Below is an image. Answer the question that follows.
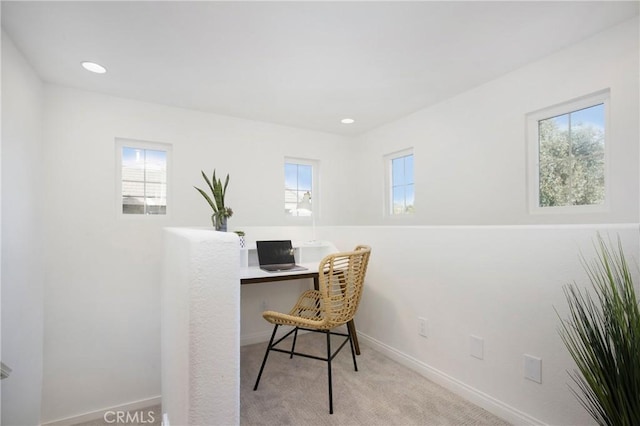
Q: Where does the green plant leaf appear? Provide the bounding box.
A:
[201,170,215,195]
[194,186,217,212]
[557,234,640,425]
[212,178,224,210]
[222,173,229,205]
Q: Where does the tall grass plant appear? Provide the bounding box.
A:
[558,235,640,425]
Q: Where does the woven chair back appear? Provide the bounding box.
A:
[318,245,371,328]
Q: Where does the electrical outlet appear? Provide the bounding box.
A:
[524,354,542,383]
[418,317,428,338]
[470,335,484,360]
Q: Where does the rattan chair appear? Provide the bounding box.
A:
[253,245,371,414]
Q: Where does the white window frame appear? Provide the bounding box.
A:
[384,148,415,216]
[526,90,610,214]
[116,138,172,218]
[284,157,319,220]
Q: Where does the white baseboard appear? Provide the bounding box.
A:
[241,330,273,346]
[358,333,547,426]
[41,396,162,426]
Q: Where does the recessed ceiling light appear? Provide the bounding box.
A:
[81,61,107,74]
[341,118,355,124]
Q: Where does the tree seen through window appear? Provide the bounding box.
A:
[538,103,605,207]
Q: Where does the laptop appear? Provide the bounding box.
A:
[256,240,308,272]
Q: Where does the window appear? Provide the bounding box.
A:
[285,158,317,217]
[527,90,608,212]
[116,139,170,215]
[386,149,414,215]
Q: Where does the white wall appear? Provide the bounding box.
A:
[39,86,353,422]
[319,224,639,425]
[324,17,639,426]
[352,17,639,226]
[1,33,45,425]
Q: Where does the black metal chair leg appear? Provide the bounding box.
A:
[290,327,299,359]
[347,326,358,372]
[326,330,334,414]
[253,325,279,391]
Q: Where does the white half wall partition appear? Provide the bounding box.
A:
[161,228,240,425]
[318,224,640,425]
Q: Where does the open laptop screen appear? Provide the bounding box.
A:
[257,240,296,266]
[256,240,307,272]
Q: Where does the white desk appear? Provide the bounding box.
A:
[240,240,337,282]
[241,240,337,267]
[239,240,361,355]
[240,262,319,284]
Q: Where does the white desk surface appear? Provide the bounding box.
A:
[240,240,338,282]
[240,262,319,281]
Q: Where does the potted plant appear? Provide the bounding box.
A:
[234,230,246,248]
[194,169,233,231]
[557,235,640,425]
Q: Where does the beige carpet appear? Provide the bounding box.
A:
[75,329,510,426]
[241,328,511,426]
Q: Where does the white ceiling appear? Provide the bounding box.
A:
[2,1,638,136]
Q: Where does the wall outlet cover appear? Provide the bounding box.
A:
[470,335,484,360]
[418,317,428,338]
[524,354,542,383]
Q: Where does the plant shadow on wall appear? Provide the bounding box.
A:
[556,234,640,426]
[194,169,233,231]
